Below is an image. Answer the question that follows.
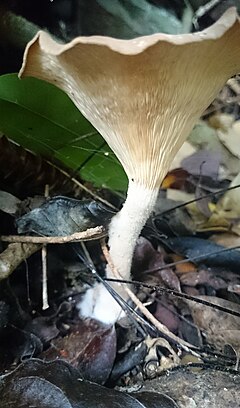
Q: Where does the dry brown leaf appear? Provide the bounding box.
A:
[186,201,230,233]
[216,172,240,216]
[188,121,240,180]
[212,112,240,158]
[195,211,231,232]
[218,121,240,158]
[187,296,240,350]
[171,254,197,275]
[212,172,240,235]
[161,168,189,190]
[169,141,196,171]
[188,172,240,233]
[208,113,235,131]
[210,232,240,248]
[166,189,194,203]
[220,330,240,354]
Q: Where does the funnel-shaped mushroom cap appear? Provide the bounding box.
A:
[19,8,240,189]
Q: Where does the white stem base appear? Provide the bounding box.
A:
[78,181,159,324]
[78,283,126,323]
[107,181,159,280]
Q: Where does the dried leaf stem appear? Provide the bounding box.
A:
[100,239,200,357]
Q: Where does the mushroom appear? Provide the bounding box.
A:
[19,8,240,324]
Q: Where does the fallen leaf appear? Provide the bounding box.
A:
[208,113,235,131]
[170,254,197,275]
[188,121,240,180]
[0,326,42,371]
[210,232,240,248]
[216,172,240,218]
[133,237,181,292]
[186,296,240,350]
[131,391,179,408]
[164,236,240,272]
[0,358,176,408]
[169,141,196,171]
[153,195,195,237]
[166,189,194,204]
[42,319,116,384]
[154,300,180,334]
[187,200,231,233]
[0,190,21,215]
[161,168,190,190]
[17,197,114,236]
[181,149,221,179]
[217,119,240,159]
[179,269,226,290]
[141,366,240,408]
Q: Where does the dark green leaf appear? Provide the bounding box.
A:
[0,74,127,191]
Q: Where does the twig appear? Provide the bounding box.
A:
[0,243,41,281]
[1,226,106,244]
[144,244,240,275]
[100,239,200,357]
[192,0,222,29]
[41,185,50,310]
[46,162,118,211]
[42,244,49,310]
[105,277,240,319]
[0,226,105,281]
[153,183,240,218]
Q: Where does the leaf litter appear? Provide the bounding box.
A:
[1,111,240,406]
[1,97,240,408]
[1,3,240,407]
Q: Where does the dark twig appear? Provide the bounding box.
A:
[105,278,240,319]
[154,183,240,219]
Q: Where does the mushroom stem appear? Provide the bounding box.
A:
[108,180,159,280]
[79,180,159,324]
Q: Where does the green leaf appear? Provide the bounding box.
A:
[0,74,127,191]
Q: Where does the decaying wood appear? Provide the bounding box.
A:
[0,242,41,281]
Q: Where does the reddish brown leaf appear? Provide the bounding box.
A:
[42,319,116,384]
[161,168,190,190]
[154,300,180,334]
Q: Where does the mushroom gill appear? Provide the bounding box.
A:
[19,8,240,323]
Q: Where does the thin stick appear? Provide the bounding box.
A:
[46,161,118,211]
[144,244,240,275]
[41,185,50,310]
[154,183,240,218]
[105,277,240,318]
[41,244,49,310]
[192,0,222,28]
[1,226,105,244]
[100,239,200,357]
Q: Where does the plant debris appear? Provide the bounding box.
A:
[0,2,240,407]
